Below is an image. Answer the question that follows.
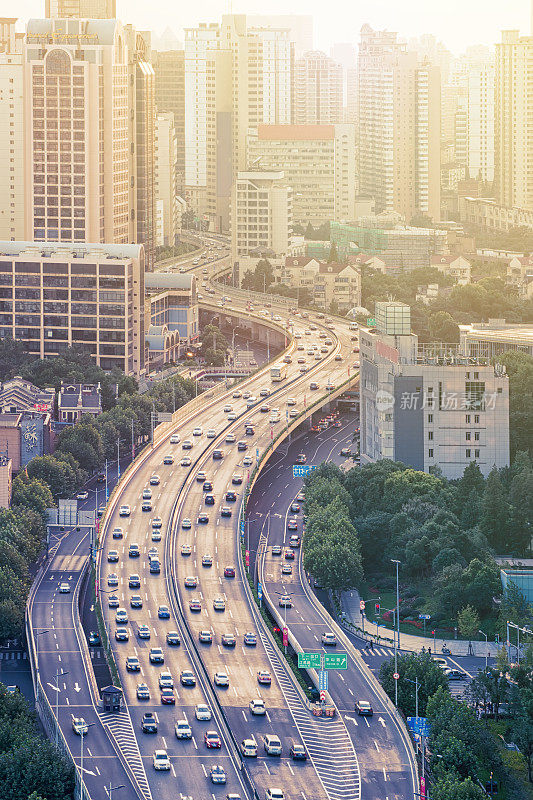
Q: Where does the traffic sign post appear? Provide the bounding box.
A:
[257,582,263,608]
[298,652,322,670]
[393,672,400,681]
[418,613,431,638]
[245,550,250,568]
[324,653,348,670]
[319,670,328,692]
[292,465,318,478]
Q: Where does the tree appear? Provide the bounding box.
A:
[496,351,533,459]
[327,242,338,263]
[11,476,53,519]
[26,455,79,501]
[0,338,31,382]
[465,667,509,720]
[379,651,449,716]
[458,605,480,652]
[481,467,510,552]
[432,776,486,800]
[508,468,533,555]
[303,497,363,592]
[428,311,460,343]
[55,422,104,473]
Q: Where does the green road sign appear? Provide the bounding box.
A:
[366,317,376,327]
[324,653,348,670]
[298,652,322,669]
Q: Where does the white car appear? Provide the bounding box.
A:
[170,434,180,444]
[214,671,229,687]
[119,505,130,517]
[213,597,226,611]
[59,582,70,593]
[249,698,266,716]
[76,490,89,501]
[195,703,212,721]
[206,429,217,438]
[193,427,203,436]
[175,719,192,739]
[241,738,258,757]
[158,671,174,688]
[152,750,171,771]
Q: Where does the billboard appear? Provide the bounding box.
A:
[20,416,44,467]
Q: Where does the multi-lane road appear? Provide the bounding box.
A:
[28,238,419,800]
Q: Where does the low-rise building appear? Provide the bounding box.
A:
[58,383,102,424]
[144,272,199,371]
[460,196,533,232]
[0,410,52,470]
[360,302,510,479]
[459,320,533,359]
[430,254,472,284]
[507,255,533,298]
[273,256,361,312]
[0,377,54,414]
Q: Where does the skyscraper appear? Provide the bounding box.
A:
[155,112,178,247]
[153,49,185,193]
[495,30,533,210]
[184,15,292,232]
[293,51,343,124]
[45,0,116,18]
[0,18,24,240]
[357,25,441,223]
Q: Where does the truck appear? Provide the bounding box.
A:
[270,364,287,382]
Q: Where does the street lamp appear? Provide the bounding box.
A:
[106,783,125,800]
[52,669,69,747]
[479,629,488,671]
[274,591,294,654]
[80,722,96,796]
[405,676,421,719]
[391,559,401,707]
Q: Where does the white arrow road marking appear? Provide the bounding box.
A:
[73,683,82,693]
[47,683,60,692]
[80,768,96,776]
[378,716,387,727]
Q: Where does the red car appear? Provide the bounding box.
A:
[284,549,295,560]
[160,688,175,705]
[224,566,236,578]
[257,670,272,685]
[189,598,202,612]
[204,730,221,749]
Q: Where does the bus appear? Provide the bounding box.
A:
[270,364,287,382]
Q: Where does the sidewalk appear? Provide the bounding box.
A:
[340,589,497,658]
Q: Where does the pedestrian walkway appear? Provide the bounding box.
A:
[340,589,496,658]
[0,651,27,660]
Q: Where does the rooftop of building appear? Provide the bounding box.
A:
[430,254,471,265]
[0,241,143,260]
[59,383,102,410]
[0,413,22,427]
[26,17,119,45]
[257,124,336,140]
[318,262,358,274]
[145,273,195,291]
[459,320,533,343]
[284,256,319,267]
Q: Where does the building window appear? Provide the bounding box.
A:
[465,415,471,423]
[428,449,433,458]
[475,449,480,458]
[428,414,433,423]
[466,432,471,441]
[466,449,471,458]
[428,431,433,441]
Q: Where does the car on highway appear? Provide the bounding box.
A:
[88,631,100,646]
[243,456,253,466]
[141,712,157,733]
[126,656,140,672]
[149,647,164,664]
[295,453,306,464]
[321,632,337,646]
[136,683,150,700]
[228,412,238,421]
[356,700,373,716]
[203,480,213,491]
[287,519,298,531]
[181,544,192,556]
[59,582,71,593]
[281,564,292,575]
[181,441,193,450]
[245,425,255,436]
[130,595,143,608]
[224,566,235,578]
[213,596,226,611]
[290,742,307,761]
[163,454,174,464]
[158,605,170,619]
[174,719,193,739]
[223,404,233,413]
[115,628,129,642]
[340,447,351,457]
[204,730,221,749]
[180,456,192,467]
[193,427,203,436]
[220,506,232,517]
[107,573,119,587]
[237,441,248,451]
[210,765,227,785]
[107,550,119,563]
[213,449,224,460]
[263,734,282,756]
[148,547,159,561]
[153,750,171,771]
[232,474,243,485]
[290,502,300,513]
[232,390,242,398]
[152,517,163,528]
[444,668,467,681]
[182,518,192,529]
[225,433,236,443]
[260,404,270,413]
[225,491,237,502]
[137,624,150,639]
[249,698,266,716]
[195,704,212,721]
[76,490,89,501]
[205,494,215,505]
[202,554,213,567]
[128,543,140,557]
[150,475,160,485]
[244,632,257,646]
[157,671,173,689]
[166,631,180,646]
[184,576,198,588]
[206,429,217,438]
[112,527,123,539]
[196,470,207,482]
[199,630,213,644]
[119,505,130,517]
[160,688,175,705]
[272,545,282,556]
[257,670,272,685]
[151,530,162,541]
[108,595,119,609]
[309,382,319,391]
[214,671,229,687]
[259,388,270,397]
[289,535,301,548]
[72,716,89,735]
[284,549,295,560]
[189,598,202,612]
[266,790,284,800]
[115,608,128,623]
[241,738,257,757]
[170,434,180,444]
[278,595,292,608]
[128,574,141,589]
[142,488,152,500]
[221,633,236,647]
[296,492,305,502]
[198,513,209,524]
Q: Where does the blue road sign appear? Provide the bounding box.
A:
[258,583,263,601]
[406,717,431,741]
[319,670,328,691]
[418,614,431,620]
[292,465,318,478]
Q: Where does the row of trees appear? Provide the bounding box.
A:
[0,685,74,800]
[304,455,533,629]
[380,649,533,796]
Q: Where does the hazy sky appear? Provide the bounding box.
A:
[4,0,531,54]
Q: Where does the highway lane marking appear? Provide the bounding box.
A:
[382,768,387,781]
[374,740,380,752]
[364,717,370,727]
[192,736,198,750]
[263,762,270,774]
[171,765,176,777]
[287,763,294,775]
[201,763,207,777]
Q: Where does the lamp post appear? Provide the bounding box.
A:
[479,629,488,671]
[405,676,420,719]
[391,559,401,706]
[79,722,96,797]
[391,559,401,650]
[106,783,125,800]
[52,669,69,747]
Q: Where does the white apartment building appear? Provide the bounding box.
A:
[247,124,357,226]
[155,112,177,247]
[495,30,533,211]
[0,19,24,241]
[293,51,343,124]
[184,15,292,230]
[359,302,509,479]
[357,25,441,223]
[231,171,292,258]
[46,0,116,16]
[274,256,361,312]
[430,254,472,284]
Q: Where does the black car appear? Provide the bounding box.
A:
[166,631,180,646]
[237,441,248,451]
[88,631,101,647]
[203,481,213,492]
[142,712,158,733]
[225,491,237,501]
[205,494,215,505]
[212,450,223,460]
[198,513,209,524]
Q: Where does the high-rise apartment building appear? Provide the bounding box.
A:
[357,25,441,223]
[247,124,357,225]
[293,51,343,124]
[0,18,24,241]
[155,112,177,247]
[495,30,533,211]
[153,49,185,193]
[247,15,313,56]
[330,43,357,124]
[184,15,292,232]
[45,0,116,18]
[23,18,156,268]
[231,170,292,258]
